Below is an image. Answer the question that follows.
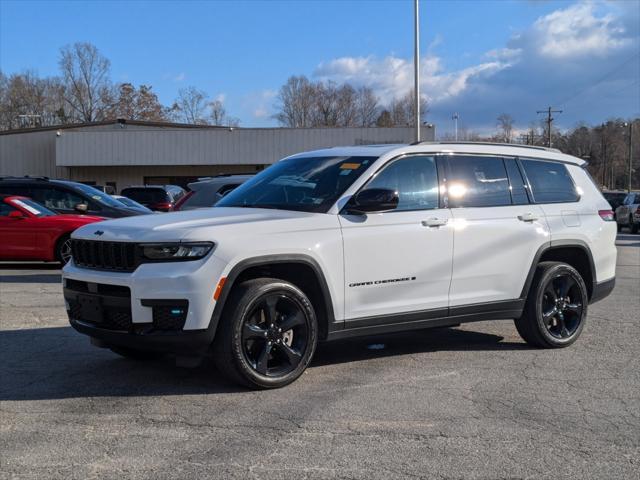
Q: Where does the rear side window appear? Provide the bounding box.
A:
[121,188,167,204]
[446,156,511,208]
[364,155,439,211]
[30,186,86,210]
[521,159,579,203]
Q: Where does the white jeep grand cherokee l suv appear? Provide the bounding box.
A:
[63,143,617,388]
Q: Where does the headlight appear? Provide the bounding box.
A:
[141,242,214,261]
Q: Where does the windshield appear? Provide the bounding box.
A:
[12,198,56,217]
[74,183,125,208]
[217,156,377,213]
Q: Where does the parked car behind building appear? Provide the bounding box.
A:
[175,175,253,211]
[0,195,105,263]
[120,185,186,212]
[0,177,147,218]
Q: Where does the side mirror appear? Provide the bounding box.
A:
[345,188,399,215]
[8,210,25,219]
[74,203,88,214]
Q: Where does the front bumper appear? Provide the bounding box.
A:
[62,254,228,353]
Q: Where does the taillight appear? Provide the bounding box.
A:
[151,202,173,211]
[598,210,615,221]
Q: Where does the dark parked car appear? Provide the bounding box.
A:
[175,175,253,211]
[112,195,154,214]
[0,176,147,218]
[602,190,628,219]
[120,185,186,212]
[615,191,640,233]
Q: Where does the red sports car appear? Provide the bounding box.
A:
[0,195,105,264]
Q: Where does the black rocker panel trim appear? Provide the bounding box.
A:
[328,300,524,341]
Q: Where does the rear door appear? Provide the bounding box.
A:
[444,155,548,307]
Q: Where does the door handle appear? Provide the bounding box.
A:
[421,217,448,227]
[518,212,539,222]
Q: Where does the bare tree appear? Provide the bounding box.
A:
[387,89,428,126]
[209,99,239,127]
[496,113,514,143]
[172,86,209,124]
[273,76,316,127]
[59,42,112,122]
[104,83,167,121]
[355,86,380,127]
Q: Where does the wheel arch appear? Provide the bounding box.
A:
[209,254,337,341]
[520,240,596,301]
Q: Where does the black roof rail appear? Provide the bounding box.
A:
[408,141,561,153]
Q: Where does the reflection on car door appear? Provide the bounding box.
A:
[340,155,453,322]
[0,203,36,258]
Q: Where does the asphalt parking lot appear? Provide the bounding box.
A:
[1,235,639,479]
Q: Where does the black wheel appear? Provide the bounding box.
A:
[515,262,588,348]
[213,278,318,389]
[617,222,622,233]
[109,346,162,360]
[631,219,639,234]
[56,235,73,264]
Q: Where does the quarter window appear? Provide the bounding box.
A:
[446,156,511,208]
[364,155,439,211]
[521,159,579,203]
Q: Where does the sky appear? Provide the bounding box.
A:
[1,0,639,137]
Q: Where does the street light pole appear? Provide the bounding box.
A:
[452,113,459,141]
[413,0,420,143]
[625,121,633,192]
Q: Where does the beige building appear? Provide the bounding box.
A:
[0,119,435,192]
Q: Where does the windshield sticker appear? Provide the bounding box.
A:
[13,199,41,215]
[340,163,361,170]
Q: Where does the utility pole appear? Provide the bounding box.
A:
[413,0,420,143]
[623,121,634,192]
[452,113,459,141]
[537,106,562,148]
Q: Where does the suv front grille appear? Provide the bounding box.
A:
[71,240,138,272]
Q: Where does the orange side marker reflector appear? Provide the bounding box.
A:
[214,277,226,301]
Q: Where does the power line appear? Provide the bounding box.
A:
[537,107,562,147]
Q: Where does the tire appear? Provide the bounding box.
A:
[55,234,73,264]
[631,218,639,234]
[109,346,162,360]
[515,261,588,348]
[617,222,622,233]
[213,278,318,389]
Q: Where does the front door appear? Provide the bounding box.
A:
[340,155,453,322]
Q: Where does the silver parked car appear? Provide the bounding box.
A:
[176,174,253,211]
[615,191,640,233]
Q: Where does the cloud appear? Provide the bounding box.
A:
[242,89,277,120]
[312,1,639,135]
[174,72,186,82]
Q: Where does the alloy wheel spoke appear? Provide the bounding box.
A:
[275,342,302,366]
[262,296,279,325]
[557,313,570,338]
[243,322,266,340]
[558,276,575,299]
[255,342,272,375]
[278,310,306,332]
[544,283,558,302]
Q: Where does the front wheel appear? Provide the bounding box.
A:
[56,235,73,264]
[631,217,639,234]
[515,262,588,348]
[213,278,318,389]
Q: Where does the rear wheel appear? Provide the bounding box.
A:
[631,217,639,234]
[213,278,318,389]
[515,262,588,348]
[56,235,73,264]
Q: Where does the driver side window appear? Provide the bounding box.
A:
[364,156,439,211]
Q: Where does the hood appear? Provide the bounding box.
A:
[71,207,324,243]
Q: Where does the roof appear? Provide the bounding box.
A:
[0,118,229,136]
[289,142,586,166]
